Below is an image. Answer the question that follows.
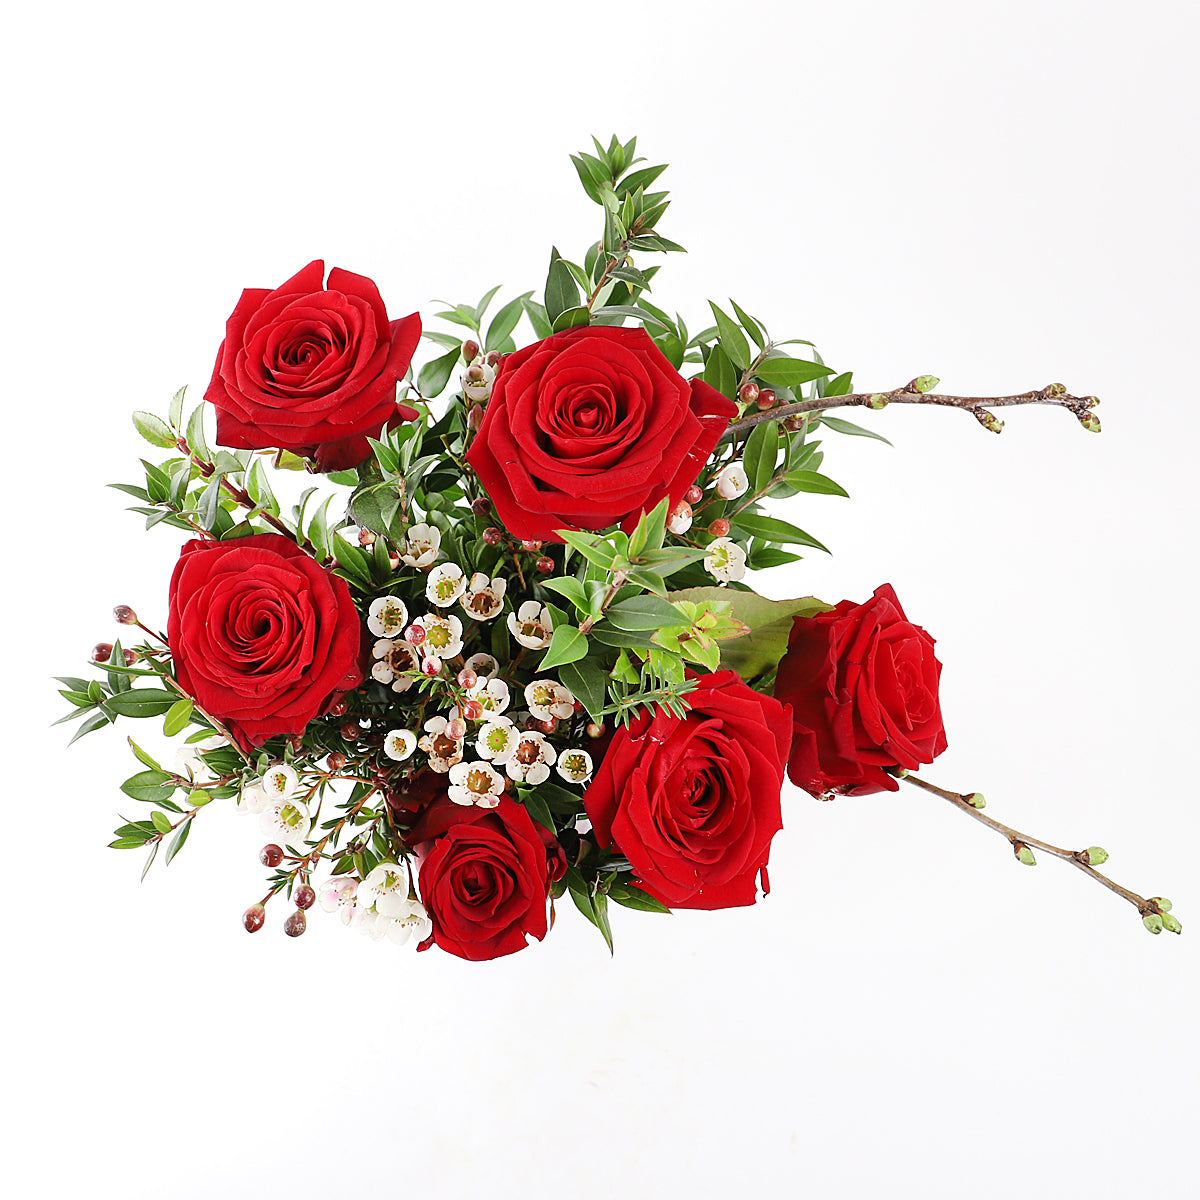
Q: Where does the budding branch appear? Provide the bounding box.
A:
[723,382,1100,439]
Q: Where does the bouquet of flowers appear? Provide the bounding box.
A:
[57,136,1179,960]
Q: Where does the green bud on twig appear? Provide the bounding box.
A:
[964,792,986,809]
[1161,913,1182,934]
[1080,413,1102,433]
[1143,913,1164,935]
[913,375,939,393]
[1014,843,1037,867]
[974,408,1004,434]
[1083,846,1108,866]
[1149,896,1172,912]
[867,393,889,410]
[1044,383,1067,397]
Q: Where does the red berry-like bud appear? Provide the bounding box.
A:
[91,642,114,664]
[462,699,484,722]
[521,539,543,553]
[457,668,478,689]
[326,751,347,772]
[466,405,485,431]
[461,339,480,363]
[685,484,703,505]
[283,910,307,937]
[485,351,501,367]
[482,527,503,546]
[405,623,427,646]
[708,518,731,537]
[536,556,554,574]
[573,700,584,714]
[586,722,605,739]
[294,884,316,910]
[329,698,348,717]
[757,388,777,410]
[113,605,138,625]
[536,719,557,735]
[242,904,266,933]
[122,648,138,666]
[782,416,805,432]
[387,551,401,570]
[341,722,360,742]
[739,381,761,405]
[358,528,376,547]
[421,656,441,677]
[446,717,468,740]
[471,497,491,517]
[260,844,284,868]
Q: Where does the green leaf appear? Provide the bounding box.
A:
[668,587,832,679]
[417,347,460,398]
[140,841,160,881]
[165,818,192,866]
[702,343,738,400]
[132,411,177,449]
[541,576,589,613]
[121,770,178,803]
[755,358,835,387]
[168,386,186,431]
[185,403,211,463]
[742,420,780,496]
[104,689,180,718]
[608,882,672,913]
[474,284,503,323]
[557,530,619,570]
[782,470,848,497]
[485,292,532,351]
[819,415,893,446]
[730,512,829,552]
[730,300,767,349]
[556,657,607,721]
[522,296,552,339]
[544,248,581,324]
[709,302,751,371]
[151,810,173,834]
[591,304,673,333]
[162,698,194,737]
[519,789,557,833]
[69,710,112,744]
[127,738,163,772]
[551,305,591,332]
[605,595,681,632]
[539,626,589,671]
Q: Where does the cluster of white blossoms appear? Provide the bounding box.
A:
[317,862,431,946]
[238,763,312,842]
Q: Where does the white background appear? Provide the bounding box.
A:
[4,1,1197,1196]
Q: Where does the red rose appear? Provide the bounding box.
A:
[205,260,422,472]
[774,583,947,797]
[168,533,363,751]
[583,670,789,910]
[407,795,554,961]
[465,325,736,542]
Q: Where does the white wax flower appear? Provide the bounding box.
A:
[461,572,507,621]
[525,679,575,722]
[505,732,557,786]
[556,748,594,785]
[714,463,749,499]
[260,797,311,843]
[448,760,504,807]
[367,595,408,638]
[383,729,417,761]
[400,523,441,569]
[260,763,298,800]
[508,601,553,650]
[427,563,467,608]
[704,537,747,583]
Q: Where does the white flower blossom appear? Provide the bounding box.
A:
[462,361,496,403]
[174,734,225,785]
[667,501,693,535]
[379,899,432,946]
[412,613,464,660]
[260,797,311,843]
[383,729,417,762]
[460,572,507,621]
[556,748,594,785]
[371,637,421,692]
[318,876,359,926]
[714,463,749,500]
[476,718,519,764]
[463,652,500,680]
[359,862,413,918]
[505,731,557,785]
[427,563,467,608]
[261,763,299,800]
[367,595,409,638]
[704,537,748,583]
[525,679,575,723]
[400,523,441,569]
[237,783,269,815]
[448,760,504,808]
[508,600,553,650]
[419,716,465,772]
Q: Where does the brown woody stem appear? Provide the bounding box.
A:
[899,771,1175,930]
[723,381,1100,440]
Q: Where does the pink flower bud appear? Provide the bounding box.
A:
[405,624,427,646]
[260,844,284,868]
[446,718,468,740]
[242,904,266,933]
[457,668,478,689]
[113,605,138,625]
[685,485,703,505]
[482,527,503,546]
[283,910,307,937]
[461,339,480,362]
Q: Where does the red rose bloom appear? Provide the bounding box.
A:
[583,670,789,910]
[465,325,736,542]
[167,534,363,752]
[205,260,421,472]
[407,795,555,961]
[774,583,947,797]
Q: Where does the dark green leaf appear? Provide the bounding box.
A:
[121,770,178,803]
[756,358,835,387]
[608,882,672,913]
[551,305,591,332]
[605,595,680,632]
[539,626,588,671]
[742,420,779,496]
[556,657,607,721]
[417,347,460,398]
[819,415,893,446]
[730,512,830,552]
[544,248,581,324]
[162,698,194,737]
[165,818,192,866]
[709,302,751,371]
[783,470,848,497]
[702,343,738,400]
[485,292,532,351]
[104,689,179,718]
